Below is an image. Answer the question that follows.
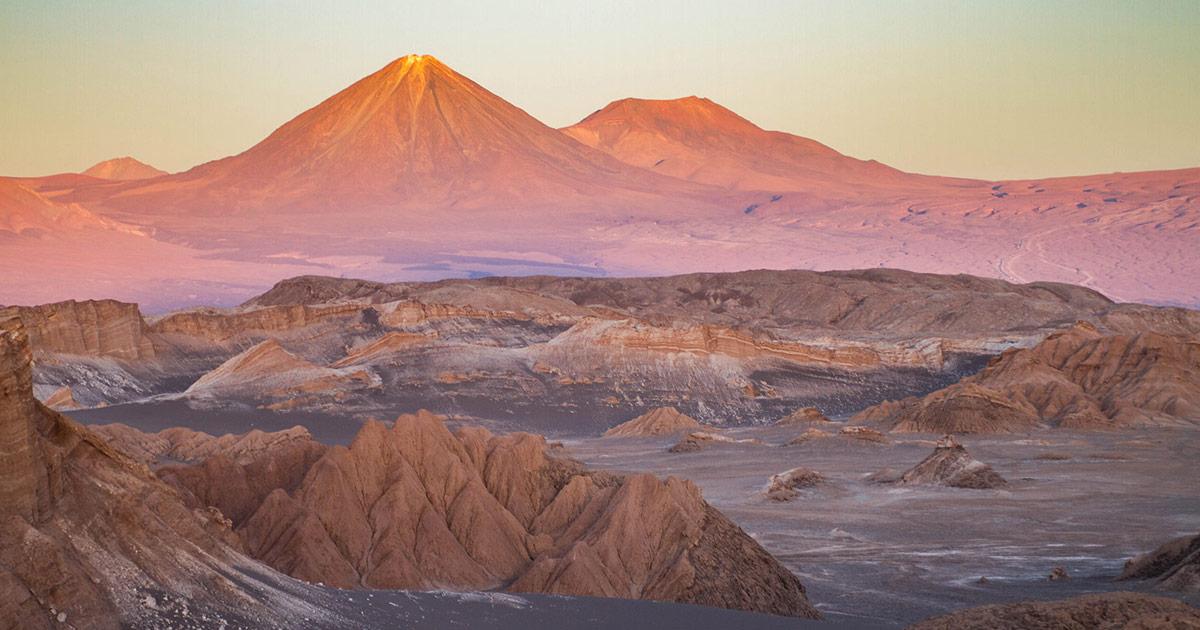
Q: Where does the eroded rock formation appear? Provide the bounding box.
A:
[0,317,332,628]
[1119,533,1200,594]
[855,322,1200,432]
[159,410,820,618]
[763,468,827,501]
[895,435,1008,489]
[773,407,834,427]
[907,591,1200,630]
[667,431,763,453]
[602,407,710,438]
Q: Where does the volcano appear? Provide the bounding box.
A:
[65,55,716,220]
[562,96,945,193]
[4,54,1198,309]
[81,157,168,180]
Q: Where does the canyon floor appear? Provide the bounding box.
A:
[71,404,1200,627]
[567,426,1200,626]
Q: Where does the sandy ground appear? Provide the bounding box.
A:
[73,403,1200,627]
[564,426,1200,626]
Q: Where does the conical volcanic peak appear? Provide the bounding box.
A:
[81,156,168,180]
[563,96,931,192]
[128,53,695,214]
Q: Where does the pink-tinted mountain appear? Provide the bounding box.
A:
[0,55,1194,310]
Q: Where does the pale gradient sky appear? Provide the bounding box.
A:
[1,0,1198,180]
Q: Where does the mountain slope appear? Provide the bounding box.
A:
[1,55,1196,309]
[81,157,167,180]
[70,55,716,218]
[561,96,951,193]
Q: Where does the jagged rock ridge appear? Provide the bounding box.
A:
[156,411,820,618]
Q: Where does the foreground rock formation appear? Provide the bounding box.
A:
[894,435,1008,489]
[907,591,1200,630]
[855,322,1200,432]
[0,317,339,628]
[1119,533,1200,594]
[152,410,820,618]
[603,407,709,438]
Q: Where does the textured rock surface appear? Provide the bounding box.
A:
[1119,533,1200,594]
[907,591,1200,630]
[774,407,834,427]
[668,431,764,453]
[603,407,709,438]
[1,299,155,360]
[0,317,345,628]
[163,410,820,618]
[183,339,379,404]
[763,467,827,501]
[11,271,1198,429]
[40,386,83,411]
[855,322,1200,432]
[896,435,1008,489]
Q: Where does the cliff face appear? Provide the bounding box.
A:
[12,270,1197,428]
[160,410,820,618]
[0,317,343,628]
[0,317,48,523]
[2,300,155,360]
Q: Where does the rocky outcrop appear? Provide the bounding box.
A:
[895,435,1007,489]
[2,299,155,360]
[783,426,891,447]
[763,468,827,501]
[773,407,834,427]
[907,591,1200,630]
[579,318,942,369]
[866,382,1040,434]
[91,423,322,466]
[854,322,1200,432]
[1119,533,1200,594]
[603,407,710,438]
[0,316,338,628]
[151,303,369,343]
[184,340,378,402]
[164,410,820,618]
[667,431,763,453]
[40,386,83,411]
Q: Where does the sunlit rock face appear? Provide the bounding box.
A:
[0,317,339,629]
[854,321,1200,432]
[153,410,822,618]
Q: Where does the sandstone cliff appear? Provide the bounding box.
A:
[1,299,155,360]
[0,317,339,628]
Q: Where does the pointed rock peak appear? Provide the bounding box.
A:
[82,157,168,180]
[580,95,755,129]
